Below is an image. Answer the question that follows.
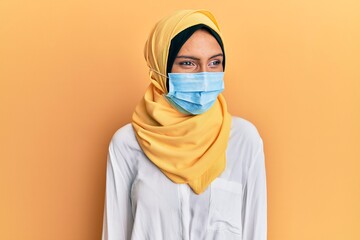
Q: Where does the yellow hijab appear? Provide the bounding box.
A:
[132,9,232,194]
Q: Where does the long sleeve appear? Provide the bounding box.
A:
[242,139,267,240]
[102,139,134,240]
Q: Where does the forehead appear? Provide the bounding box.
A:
[177,29,223,55]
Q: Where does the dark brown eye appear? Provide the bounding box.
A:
[209,60,221,66]
[179,61,194,66]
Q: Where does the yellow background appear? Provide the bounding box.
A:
[1,0,359,239]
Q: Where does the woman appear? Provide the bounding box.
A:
[102,9,267,240]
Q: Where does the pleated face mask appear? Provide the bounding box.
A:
[166,72,225,115]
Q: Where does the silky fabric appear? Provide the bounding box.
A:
[132,9,232,194]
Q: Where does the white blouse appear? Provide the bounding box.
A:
[102,117,267,240]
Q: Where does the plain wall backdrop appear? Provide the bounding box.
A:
[1,0,359,239]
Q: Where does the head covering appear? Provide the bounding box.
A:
[132,9,232,194]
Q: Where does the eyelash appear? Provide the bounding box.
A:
[210,60,221,66]
[178,60,222,67]
[179,61,194,66]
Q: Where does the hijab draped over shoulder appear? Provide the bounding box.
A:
[132,9,232,194]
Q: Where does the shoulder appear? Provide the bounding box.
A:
[227,116,265,175]
[228,116,264,158]
[106,124,140,181]
[111,123,136,143]
[109,123,141,153]
[107,124,142,177]
[230,116,263,145]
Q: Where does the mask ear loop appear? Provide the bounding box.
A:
[149,69,169,78]
[149,69,177,108]
[148,68,170,94]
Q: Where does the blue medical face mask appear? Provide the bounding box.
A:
[165,72,225,115]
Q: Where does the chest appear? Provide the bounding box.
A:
[130,154,244,239]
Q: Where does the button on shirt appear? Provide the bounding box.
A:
[102,117,267,240]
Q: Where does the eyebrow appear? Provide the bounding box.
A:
[176,53,223,60]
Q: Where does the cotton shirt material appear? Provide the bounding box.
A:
[101,117,267,240]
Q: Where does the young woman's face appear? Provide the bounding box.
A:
[170,29,224,73]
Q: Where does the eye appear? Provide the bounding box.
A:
[179,61,194,66]
[209,60,222,67]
